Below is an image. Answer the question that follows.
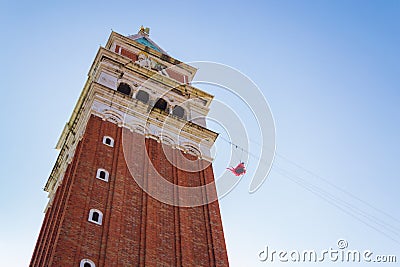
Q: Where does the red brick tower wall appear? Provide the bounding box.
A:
[30,115,229,267]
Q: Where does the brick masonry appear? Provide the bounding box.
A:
[30,115,229,267]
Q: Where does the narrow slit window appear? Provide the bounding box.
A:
[88,209,103,225]
[96,169,109,182]
[102,136,114,147]
[92,212,99,222]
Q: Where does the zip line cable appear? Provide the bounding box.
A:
[245,137,400,232]
[219,133,400,226]
[274,165,400,238]
[276,152,400,225]
[274,166,400,246]
[216,133,400,244]
[249,138,400,230]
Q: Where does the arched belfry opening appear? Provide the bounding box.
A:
[153,98,169,113]
[135,90,149,104]
[117,83,132,96]
[172,105,186,119]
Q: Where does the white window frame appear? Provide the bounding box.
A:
[102,136,114,147]
[80,258,96,267]
[96,168,109,182]
[88,209,103,225]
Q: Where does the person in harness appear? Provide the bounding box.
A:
[227,162,246,176]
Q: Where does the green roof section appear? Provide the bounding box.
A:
[134,37,162,53]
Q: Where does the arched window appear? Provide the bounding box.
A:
[88,209,103,225]
[172,106,185,119]
[102,136,114,147]
[153,98,168,112]
[117,83,132,96]
[96,168,109,182]
[135,90,149,104]
[80,259,96,267]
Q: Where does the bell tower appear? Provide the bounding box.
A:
[30,27,229,267]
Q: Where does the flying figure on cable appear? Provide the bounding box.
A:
[227,162,246,176]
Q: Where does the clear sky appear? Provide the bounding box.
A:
[0,1,399,266]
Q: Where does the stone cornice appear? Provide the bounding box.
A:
[91,82,218,143]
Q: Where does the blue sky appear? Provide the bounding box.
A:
[0,1,399,266]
